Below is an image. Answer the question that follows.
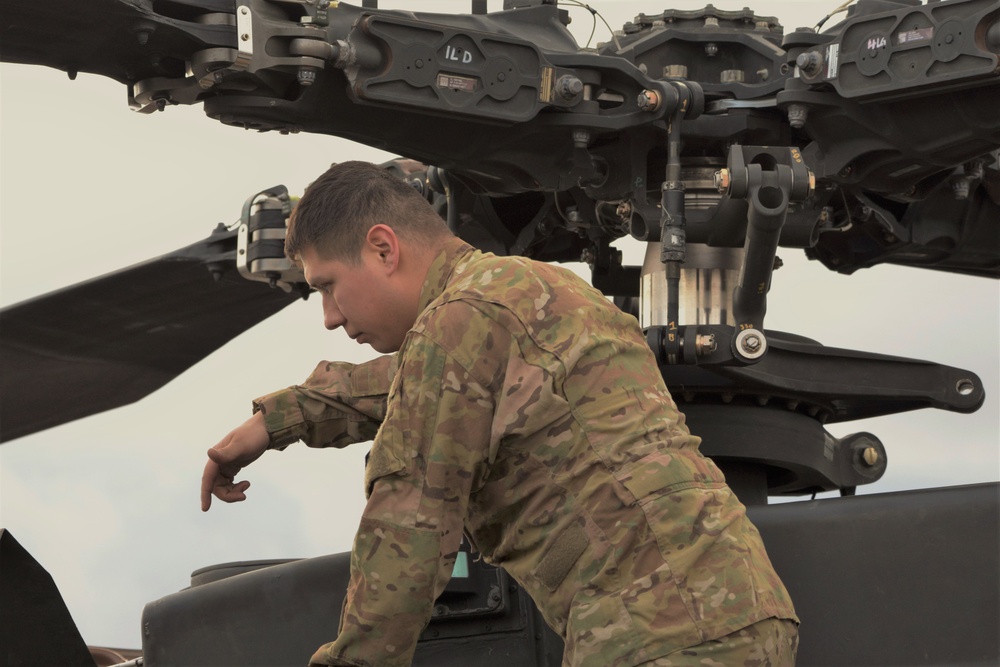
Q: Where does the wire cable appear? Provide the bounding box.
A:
[558,0,621,50]
[814,0,856,32]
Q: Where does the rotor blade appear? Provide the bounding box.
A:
[0,0,234,84]
[0,229,301,443]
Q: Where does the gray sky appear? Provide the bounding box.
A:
[1,0,997,650]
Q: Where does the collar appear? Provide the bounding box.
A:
[417,236,477,315]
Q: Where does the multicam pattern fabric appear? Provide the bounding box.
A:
[253,238,797,667]
[641,617,798,666]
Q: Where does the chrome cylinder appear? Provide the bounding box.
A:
[640,243,743,328]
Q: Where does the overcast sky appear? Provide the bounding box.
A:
[1,0,997,651]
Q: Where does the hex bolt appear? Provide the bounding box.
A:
[787,104,808,129]
[720,69,745,83]
[557,75,583,100]
[953,177,971,200]
[696,334,717,355]
[637,89,661,112]
[714,168,731,193]
[297,68,317,86]
[796,51,824,76]
[663,64,688,78]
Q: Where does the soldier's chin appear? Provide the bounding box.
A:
[366,337,395,354]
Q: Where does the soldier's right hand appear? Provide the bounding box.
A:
[200,411,270,511]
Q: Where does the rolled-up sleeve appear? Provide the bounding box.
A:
[252,355,396,450]
[309,322,498,667]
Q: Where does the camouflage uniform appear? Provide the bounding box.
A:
[254,238,798,667]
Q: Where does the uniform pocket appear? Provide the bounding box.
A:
[613,449,725,503]
[564,591,639,667]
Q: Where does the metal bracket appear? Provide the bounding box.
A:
[716,145,814,361]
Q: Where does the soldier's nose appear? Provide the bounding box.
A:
[324,305,345,331]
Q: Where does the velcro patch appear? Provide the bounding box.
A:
[535,521,590,591]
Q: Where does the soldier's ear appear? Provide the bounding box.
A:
[365,224,399,273]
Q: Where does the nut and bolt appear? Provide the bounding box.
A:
[953,178,971,200]
[663,64,688,78]
[297,68,317,85]
[861,447,880,466]
[557,75,584,100]
[637,89,661,112]
[720,69,745,83]
[796,51,823,76]
[741,333,762,353]
[696,334,717,356]
[787,103,808,129]
[735,329,767,360]
[714,168,731,193]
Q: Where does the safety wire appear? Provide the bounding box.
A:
[558,0,621,51]
[813,0,857,32]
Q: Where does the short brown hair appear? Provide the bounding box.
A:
[286,161,451,263]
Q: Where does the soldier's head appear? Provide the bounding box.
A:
[285,161,453,354]
[285,160,450,265]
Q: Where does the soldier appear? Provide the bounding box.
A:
[200,161,798,666]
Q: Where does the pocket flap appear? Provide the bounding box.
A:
[615,450,724,501]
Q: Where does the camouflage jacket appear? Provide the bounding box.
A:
[254,237,797,667]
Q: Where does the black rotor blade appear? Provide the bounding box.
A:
[0,0,234,84]
[0,230,300,442]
